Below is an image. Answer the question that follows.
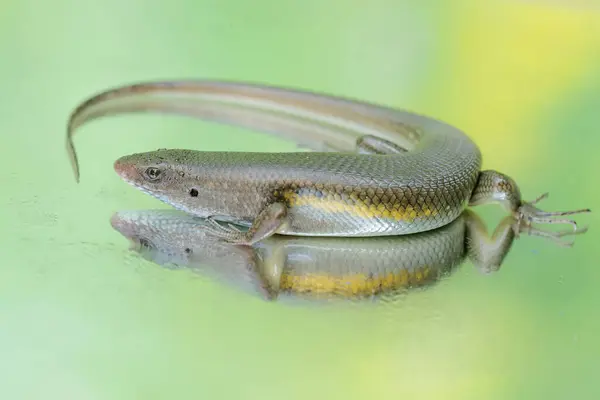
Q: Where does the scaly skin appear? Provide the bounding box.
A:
[109,209,588,302]
[67,80,591,244]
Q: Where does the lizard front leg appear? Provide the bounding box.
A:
[204,203,288,246]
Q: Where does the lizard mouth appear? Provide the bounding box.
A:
[112,159,162,200]
[113,158,140,183]
[112,160,196,215]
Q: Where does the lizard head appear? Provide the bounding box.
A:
[114,149,199,203]
[115,149,174,184]
[113,149,230,217]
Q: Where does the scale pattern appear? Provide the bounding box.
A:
[116,123,482,236]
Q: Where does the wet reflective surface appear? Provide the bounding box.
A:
[1,1,599,399]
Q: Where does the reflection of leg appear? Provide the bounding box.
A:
[463,211,517,274]
[464,208,589,274]
[233,245,280,301]
[518,221,588,247]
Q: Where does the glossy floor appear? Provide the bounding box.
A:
[1,1,599,399]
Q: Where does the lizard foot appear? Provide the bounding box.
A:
[514,192,591,237]
[204,216,248,244]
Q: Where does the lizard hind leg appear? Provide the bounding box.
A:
[469,170,591,231]
[515,193,590,231]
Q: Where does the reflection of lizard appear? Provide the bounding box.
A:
[110,208,587,301]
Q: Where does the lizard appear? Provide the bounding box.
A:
[66,80,591,245]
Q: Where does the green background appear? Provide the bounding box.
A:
[1,0,599,399]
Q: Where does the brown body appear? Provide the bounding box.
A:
[66,80,590,244]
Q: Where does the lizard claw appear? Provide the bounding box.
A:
[514,192,591,235]
[205,216,247,243]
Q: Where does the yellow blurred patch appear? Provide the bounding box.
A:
[440,1,600,169]
[280,266,433,296]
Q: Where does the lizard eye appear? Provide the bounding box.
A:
[144,167,162,181]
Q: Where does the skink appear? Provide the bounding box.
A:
[110,208,587,301]
[67,80,591,245]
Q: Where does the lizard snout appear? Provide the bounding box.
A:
[113,158,140,183]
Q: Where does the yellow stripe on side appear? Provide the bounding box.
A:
[281,190,437,222]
